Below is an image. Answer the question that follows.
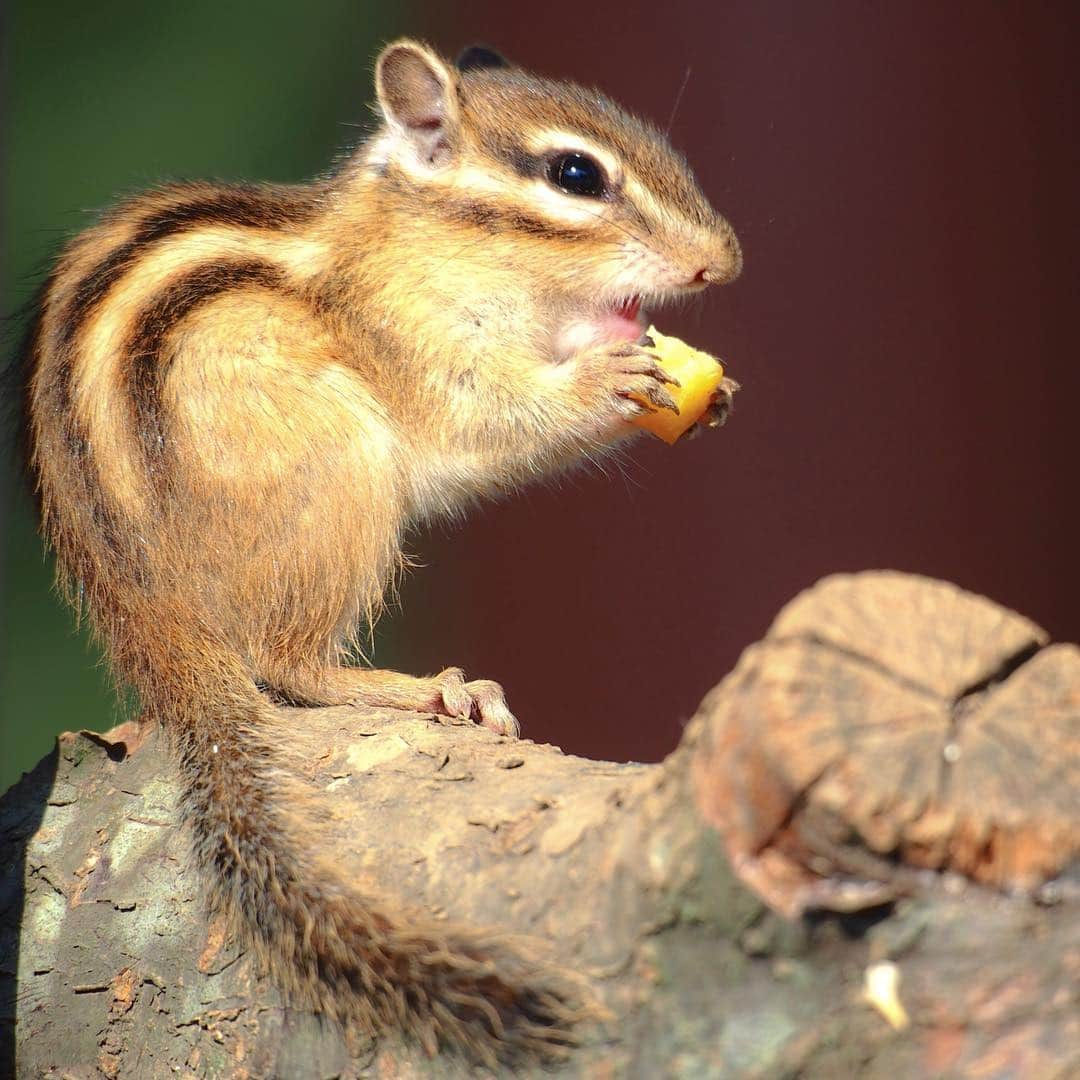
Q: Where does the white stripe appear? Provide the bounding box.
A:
[73,227,327,505]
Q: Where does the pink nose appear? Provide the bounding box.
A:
[699,267,736,285]
[689,261,740,287]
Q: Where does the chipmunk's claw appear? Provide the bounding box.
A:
[434,668,519,737]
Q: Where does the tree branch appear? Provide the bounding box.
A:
[2,572,1076,1077]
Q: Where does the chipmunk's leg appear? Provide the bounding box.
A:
[182,297,521,739]
[265,665,519,737]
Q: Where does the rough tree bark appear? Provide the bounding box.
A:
[1,572,1077,1078]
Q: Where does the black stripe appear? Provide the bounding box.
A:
[381,166,588,243]
[11,277,127,555]
[60,185,316,356]
[48,185,316,490]
[123,260,285,472]
[23,188,313,568]
[489,138,544,180]
[439,195,587,242]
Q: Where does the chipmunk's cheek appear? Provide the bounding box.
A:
[552,298,647,361]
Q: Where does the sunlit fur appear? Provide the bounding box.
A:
[23,39,740,1064]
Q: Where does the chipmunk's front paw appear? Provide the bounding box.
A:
[573,341,681,430]
[435,668,520,738]
[680,375,740,440]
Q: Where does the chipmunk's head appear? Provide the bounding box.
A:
[365,40,741,359]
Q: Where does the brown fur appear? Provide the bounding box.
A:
[23,40,740,1064]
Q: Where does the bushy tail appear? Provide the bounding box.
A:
[140,615,585,1066]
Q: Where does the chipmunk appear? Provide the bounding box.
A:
[22,39,741,1064]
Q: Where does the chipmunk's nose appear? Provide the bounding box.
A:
[700,265,735,285]
[689,218,743,287]
[688,259,740,289]
[703,226,743,286]
[682,220,742,289]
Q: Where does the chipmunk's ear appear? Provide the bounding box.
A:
[375,40,458,167]
[455,45,510,72]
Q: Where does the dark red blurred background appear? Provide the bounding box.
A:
[3,2,1077,782]
[383,1,1080,763]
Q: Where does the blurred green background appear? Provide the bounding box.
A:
[1,0,407,792]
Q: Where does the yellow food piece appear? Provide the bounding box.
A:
[630,326,726,445]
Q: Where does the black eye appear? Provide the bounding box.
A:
[547,152,606,198]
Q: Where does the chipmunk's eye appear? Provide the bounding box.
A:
[547,152,606,198]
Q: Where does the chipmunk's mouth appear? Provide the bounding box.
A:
[605,295,646,339]
[553,294,648,361]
